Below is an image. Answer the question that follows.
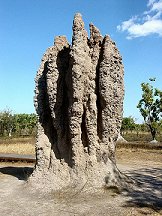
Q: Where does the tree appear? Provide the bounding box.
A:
[121,116,136,134]
[137,81,162,141]
[13,113,37,136]
[0,110,37,137]
[0,109,14,137]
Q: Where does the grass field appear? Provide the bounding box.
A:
[122,131,162,142]
[0,133,161,156]
[0,137,35,155]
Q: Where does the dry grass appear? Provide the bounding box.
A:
[122,132,162,143]
[0,137,35,155]
[0,137,35,145]
[116,134,162,165]
[0,134,162,157]
[116,141,162,150]
[116,148,162,164]
[0,143,35,155]
[117,132,162,151]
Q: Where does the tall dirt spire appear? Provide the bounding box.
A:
[31,13,126,191]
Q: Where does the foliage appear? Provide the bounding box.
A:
[12,113,37,136]
[121,116,136,133]
[137,81,162,141]
[0,109,37,137]
[0,109,14,136]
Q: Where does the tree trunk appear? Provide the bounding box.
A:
[149,125,156,141]
[30,13,128,192]
[152,130,156,141]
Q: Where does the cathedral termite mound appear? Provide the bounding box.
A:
[30,13,129,192]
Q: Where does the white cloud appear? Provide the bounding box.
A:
[147,0,156,7]
[117,17,136,31]
[151,1,162,11]
[117,0,162,39]
[127,19,162,38]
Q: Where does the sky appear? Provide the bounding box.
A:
[0,0,162,123]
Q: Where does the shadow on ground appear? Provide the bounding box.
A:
[123,167,162,212]
[0,166,34,180]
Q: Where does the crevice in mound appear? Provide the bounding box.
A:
[96,40,104,141]
[55,47,72,165]
[81,106,89,151]
[57,47,70,137]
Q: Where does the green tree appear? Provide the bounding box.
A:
[121,116,136,134]
[137,81,162,141]
[0,109,14,136]
[13,113,37,136]
[0,110,37,137]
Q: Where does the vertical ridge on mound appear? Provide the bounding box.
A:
[98,35,124,162]
[68,13,91,168]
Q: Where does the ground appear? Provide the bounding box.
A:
[0,146,162,216]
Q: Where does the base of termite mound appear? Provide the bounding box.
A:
[29,158,135,194]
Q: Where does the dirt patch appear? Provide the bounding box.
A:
[0,151,162,216]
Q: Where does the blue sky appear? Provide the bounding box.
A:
[0,0,162,122]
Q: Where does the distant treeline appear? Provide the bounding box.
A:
[121,116,162,136]
[0,110,37,137]
[0,110,162,137]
